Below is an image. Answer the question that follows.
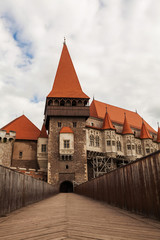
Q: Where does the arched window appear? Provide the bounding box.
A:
[3,138,7,143]
[84,100,88,106]
[66,100,71,106]
[48,100,53,106]
[117,141,121,151]
[77,100,83,106]
[90,135,94,146]
[9,138,13,142]
[72,100,76,106]
[54,100,59,106]
[95,136,99,147]
[60,100,65,106]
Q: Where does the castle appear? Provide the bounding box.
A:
[1,41,160,191]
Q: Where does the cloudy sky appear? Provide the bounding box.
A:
[0,0,160,131]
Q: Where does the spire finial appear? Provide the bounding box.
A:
[124,112,126,118]
[106,104,107,113]
[64,37,66,45]
[157,122,159,128]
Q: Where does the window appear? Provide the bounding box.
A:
[3,138,7,143]
[91,122,94,126]
[95,136,99,147]
[66,165,69,169]
[117,141,121,151]
[61,155,72,161]
[73,122,77,128]
[146,148,150,154]
[41,144,46,152]
[132,145,135,150]
[127,145,131,150]
[90,135,94,146]
[19,151,23,158]
[58,122,61,127]
[107,140,111,146]
[64,140,70,148]
[112,141,115,146]
[138,145,142,154]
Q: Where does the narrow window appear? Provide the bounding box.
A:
[132,144,135,150]
[90,135,94,146]
[3,138,7,143]
[107,140,111,146]
[66,165,69,169]
[112,141,115,146]
[91,122,94,126]
[58,122,61,127]
[95,136,99,147]
[138,145,142,154]
[127,145,131,150]
[19,151,23,158]
[41,144,46,152]
[64,140,70,148]
[73,122,77,128]
[117,141,121,151]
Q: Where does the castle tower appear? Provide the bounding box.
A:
[102,108,116,156]
[44,41,90,190]
[122,113,135,159]
[140,120,152,155]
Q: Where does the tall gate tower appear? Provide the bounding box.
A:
[44,41,90,191]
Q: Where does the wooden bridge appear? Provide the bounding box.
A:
[0,193,160,240]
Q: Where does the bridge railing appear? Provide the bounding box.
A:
[0,165,58,216]
[75,151,160,220]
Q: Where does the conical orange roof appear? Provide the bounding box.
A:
[140,121,152,139]
[47,43,89,99]
[1,115,40,140]
[102,111,115,130]
[39,123,48,138]
[122,114,133,135]
[157,127,160,143]
[60,127,73,133]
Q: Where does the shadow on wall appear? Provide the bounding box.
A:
[60,181,73,193]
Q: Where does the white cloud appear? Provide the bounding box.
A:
[0,0,160,131]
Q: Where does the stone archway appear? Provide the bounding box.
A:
[59,181,73,193]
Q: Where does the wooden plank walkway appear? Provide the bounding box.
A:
[0,193,160,240]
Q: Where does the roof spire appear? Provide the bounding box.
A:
[63,37,66,45]
[140,121,152,139]
[102,110,115,130]
[122,113,133,135]
[47,43,89,99]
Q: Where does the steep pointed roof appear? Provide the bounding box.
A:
[60,127,73,133]
[157,127,160,143]
[39,123,48,138]
[103,111,115,130]
[122,114,133,135]
[47,43,89,99]
[1,115,40,140]
[90,99,156,134]
[140,121,152,139]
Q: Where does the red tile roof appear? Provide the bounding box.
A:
[47,43,89,99]
[122,114,133,135]
[140,121,152,139]
[60,127,73,133]
[103,111,115,130]
[1,115,40,140]
[90,100,156,134]
[39,123,48,138]
[157,127,160,143]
